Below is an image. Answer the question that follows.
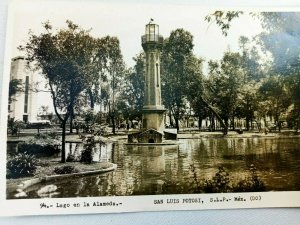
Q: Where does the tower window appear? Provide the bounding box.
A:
[24,76,29,113]
[156,63,159,87]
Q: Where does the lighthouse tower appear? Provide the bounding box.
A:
[141,21,165,133]
[128,21,172,144]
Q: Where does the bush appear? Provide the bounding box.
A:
[18,133,60,156]
[161,180,190,194]
[80,149,93,163]
[31,132,60,144]
[54,165,78,174]
[187,163,202,193]
[286,108,300,131]
[66,153,76,162]
[18,143,60,156]
[233,165,266,192]
[80,135,96,163]
[203,167,231,193]
[7,153,38,178]
[7,118,25,136]
[136,165,267,195]
[47,131,59,139]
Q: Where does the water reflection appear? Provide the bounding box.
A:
[64,142,113,162]
[10,137,300,198]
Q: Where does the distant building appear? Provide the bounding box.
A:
[8,56,38,123]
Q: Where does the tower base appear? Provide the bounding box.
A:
[127,107,178,144]
[127,128,177,144]
[128,128,163,143]
[142,108,165,134]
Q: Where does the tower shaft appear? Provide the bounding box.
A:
[141,23,165,133]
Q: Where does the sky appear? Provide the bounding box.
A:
[7,0,265,113]
[10,1,264,67]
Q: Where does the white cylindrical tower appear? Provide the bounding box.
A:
[9,56,38,122]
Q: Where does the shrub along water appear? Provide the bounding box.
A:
[7,153,38,178]
[54,165,78,174]
[203,166,231,193]
[159,165,266,194]
[18,132,60,156]
[232,165,266,192]
[80,135,96,164]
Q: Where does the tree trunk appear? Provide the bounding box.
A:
[224,118,229,135]
[61,121,66,163]
[211,115,215,131]
[88,89,95,110]
[175,117,179,131]
[70,116,73,134]
[200,96,227,134]
[198,115,203,130]
[168,111,173,127]
[246,117,250,131]
[112,113,116,134]
[48,83,71,164]
[232,116,235,131]
[209,114,214,131]
[255,119,261,132]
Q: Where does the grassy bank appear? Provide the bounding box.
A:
[6,157,114,187]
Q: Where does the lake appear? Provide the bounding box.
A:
[7,136,300,198]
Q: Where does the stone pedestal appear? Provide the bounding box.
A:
[128,129,163,143]
[142,108,165,134]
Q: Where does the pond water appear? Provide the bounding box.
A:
[8,137,300,198]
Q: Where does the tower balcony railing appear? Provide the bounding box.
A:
[141,34,164,45]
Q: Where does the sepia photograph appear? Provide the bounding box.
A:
[1,0,300,216]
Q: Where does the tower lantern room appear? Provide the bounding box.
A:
[142,23,163,49]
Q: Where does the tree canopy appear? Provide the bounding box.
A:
[16,12,300,145]
[161,28,197,130]
[205,11,300,131]
[20,20,121,162]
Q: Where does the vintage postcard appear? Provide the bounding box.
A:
[1,0,300,216]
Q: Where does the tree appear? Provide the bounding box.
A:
[206,12,300,131]
[183,55,207,129]
[119,53,145,122]
[258,75,291,131]
[107,38,125,134]
[85,37,107,110]
[161,29,194,130]
[206,51,245,134]
[20,21,100,162]
[7,118,25,136]
[94,37,125,134]
[8,79,24,105]
[86,36,124,111]
[257,13,300,126]
[161,28,229,132]
[235,81,259,131]
[205,11,300,132]
[205,11,244,36]
[236,37,266,131]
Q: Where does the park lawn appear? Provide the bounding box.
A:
[6,157,114,187]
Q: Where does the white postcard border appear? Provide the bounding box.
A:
[1,192,300,216]
[1,0,300,217]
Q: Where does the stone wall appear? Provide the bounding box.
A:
[128,129,163,143]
